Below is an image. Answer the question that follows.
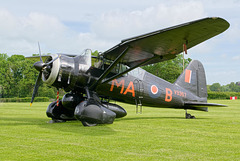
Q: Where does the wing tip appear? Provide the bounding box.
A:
[210,17,230,29]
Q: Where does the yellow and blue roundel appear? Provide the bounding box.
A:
[148,84,161,98]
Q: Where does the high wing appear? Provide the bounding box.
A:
[90,17,230,89]
[102,17,230,68]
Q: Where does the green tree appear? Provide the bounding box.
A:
[142,54,192,83]
[7,55,26,97]
[0,53,10,97]
[91,50,99,57]
[208,82,240,92]
[18,59,39,97]
[0,53,59,99]
[209,83,221,92]
[228,82,240,92]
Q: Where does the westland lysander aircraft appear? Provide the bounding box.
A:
[30,17,229,126]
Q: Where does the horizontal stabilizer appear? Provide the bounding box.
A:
[185,102,227,107]
[183,102,227,112]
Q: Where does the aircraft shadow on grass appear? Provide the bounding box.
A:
[115,116,209,122]
[0,113,210,136]
[0,117,115,135]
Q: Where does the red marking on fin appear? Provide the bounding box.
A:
[185,69,192,83]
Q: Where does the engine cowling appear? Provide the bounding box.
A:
[42,54,61,86]
[42,50,94,92]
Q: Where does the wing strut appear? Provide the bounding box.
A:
[102,55,159,84]
[90,46,130,90]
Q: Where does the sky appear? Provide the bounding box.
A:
[0,0,239,85]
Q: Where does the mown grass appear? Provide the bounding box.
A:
[0,100,240,160]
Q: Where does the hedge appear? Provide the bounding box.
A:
[0,97,49,102]
[208,92,240,99]
[0,93,239,102]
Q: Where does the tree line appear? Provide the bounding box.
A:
[0,53,238,100]
[0,53,57,98]
[208,82,240,92]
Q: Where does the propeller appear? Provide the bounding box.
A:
[30,43,60,106]
[30,72,42,106]
[38,42,43,62]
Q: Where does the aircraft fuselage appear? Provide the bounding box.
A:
[96,67,203,110]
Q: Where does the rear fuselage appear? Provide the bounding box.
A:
[96,67,202,109]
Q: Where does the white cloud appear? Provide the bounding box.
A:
[92,1,206,41]
[223,23,240,43]
[0,9,69,55]
[0,1,207,55]
[232,55,240,60]
[206,70,239,85]
[0,9,20,38]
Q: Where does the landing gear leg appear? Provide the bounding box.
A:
[185,110,196,119]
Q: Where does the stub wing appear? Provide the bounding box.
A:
[26,54,78,62]
[184,102,227,112]
[103,17,230,68]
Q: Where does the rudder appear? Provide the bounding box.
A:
[174,60,207,98]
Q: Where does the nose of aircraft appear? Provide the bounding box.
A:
[33,61,45,71]
[31,54,61,106]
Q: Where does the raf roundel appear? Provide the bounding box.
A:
[151,85,158,94]
[148,84,161,98]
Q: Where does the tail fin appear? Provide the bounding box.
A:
[174,60,207,98]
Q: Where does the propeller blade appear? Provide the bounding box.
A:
[30,71,42,106]
[45,55,61,66]
[38,42,43,62]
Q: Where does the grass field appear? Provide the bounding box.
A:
[0,100,240,160]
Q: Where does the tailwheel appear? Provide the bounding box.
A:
[185,110,196,119]
[81,120,97,127]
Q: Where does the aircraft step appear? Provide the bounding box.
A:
[136,106,142,114]
[135,100,143,114]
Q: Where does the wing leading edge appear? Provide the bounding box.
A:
[102,17,230,68]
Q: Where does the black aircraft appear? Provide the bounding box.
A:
[29,17,229,126]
